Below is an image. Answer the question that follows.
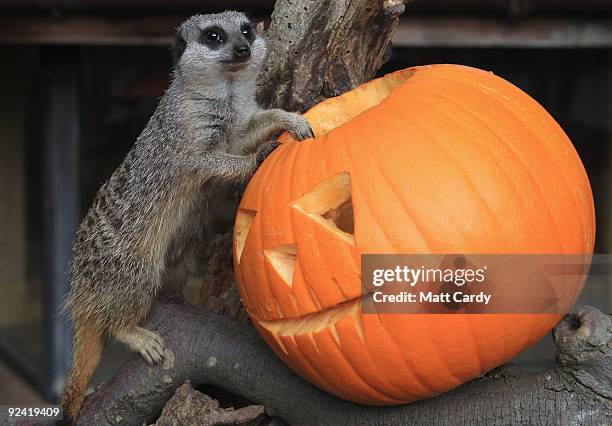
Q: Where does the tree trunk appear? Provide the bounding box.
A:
[258,0,405,111]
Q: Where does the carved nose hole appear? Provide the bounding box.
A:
[323,199,354,235]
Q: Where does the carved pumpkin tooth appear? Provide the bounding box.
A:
[234,208,257,264]
[264,244,298,287]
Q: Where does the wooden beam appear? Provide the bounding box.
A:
[1,0,612,14]
[1,14,612,48]
[0,0,274,13]
[393,16,612,48]
[0,14,185,46]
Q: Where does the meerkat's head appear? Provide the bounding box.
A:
[173,11,266,85]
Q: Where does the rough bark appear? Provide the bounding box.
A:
[258,0,405,111]
[198,231,249,322]
[78,301,611,425]
[153,381,265,426]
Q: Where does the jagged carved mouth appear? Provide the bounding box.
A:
[236,171,362,341]
[255,295,367,354]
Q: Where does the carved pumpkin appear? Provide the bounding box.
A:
[233,65,594,404]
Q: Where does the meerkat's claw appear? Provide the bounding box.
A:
[286,113,314,141]
[140,329,166,364]
[115,326,166,365]
[140,336,166,364]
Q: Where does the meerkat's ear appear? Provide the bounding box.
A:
[256,21,265,34]
[173,34,187,64]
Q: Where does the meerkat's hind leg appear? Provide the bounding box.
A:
[114,326,166,364]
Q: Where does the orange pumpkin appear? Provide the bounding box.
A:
[233,64,594,404]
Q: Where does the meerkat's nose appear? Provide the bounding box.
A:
[234,45,251,59]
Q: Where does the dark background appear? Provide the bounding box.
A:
[0,0,610,404]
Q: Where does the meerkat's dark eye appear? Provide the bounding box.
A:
[241,23,254,41]
[206,30,221,43]
[200,26,226,46]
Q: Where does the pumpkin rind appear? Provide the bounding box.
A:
[233,64,595,405]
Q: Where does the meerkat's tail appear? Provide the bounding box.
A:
[60,318,104,425]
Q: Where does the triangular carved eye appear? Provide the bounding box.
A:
[292,172,355,245]
[235,208,257,263]
[264,244,297,287]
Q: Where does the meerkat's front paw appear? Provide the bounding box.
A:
[285,113,314,141]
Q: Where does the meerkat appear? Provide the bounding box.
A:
[60,11,313,424]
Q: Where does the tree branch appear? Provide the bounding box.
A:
[77,301,611,425]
